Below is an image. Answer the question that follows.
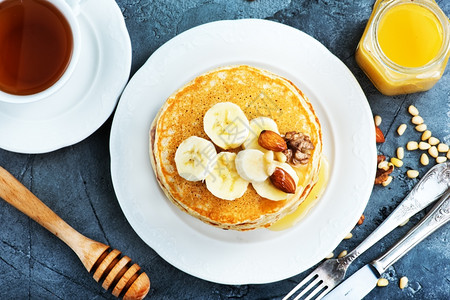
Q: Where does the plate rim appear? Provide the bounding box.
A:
[110,18,376,284]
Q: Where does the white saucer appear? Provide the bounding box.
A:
[0,0,131,154]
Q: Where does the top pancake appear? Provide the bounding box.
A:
[150,65,322,230]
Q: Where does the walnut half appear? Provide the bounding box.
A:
[282,131,314,166]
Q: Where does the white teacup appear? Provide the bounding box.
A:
[0,0,81,104]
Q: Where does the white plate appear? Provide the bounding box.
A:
[0,0,131,154]
[110,19,376,285]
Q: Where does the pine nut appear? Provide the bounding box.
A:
[382,176,393,186]
[408,105,419,116]
[418,142,431,150]
[337,250,347,258]
[396,147,404,160]
[325,252,334,259]
[406,141,418,151]
[390,158,403,168]
[374,115,382,126]
[397,124,407,136]
[407,170,419,179]
[399,276,408,289]
[378,160,389,170]
[377,278,389,287]
[420,153,429,166]
[428,136,439,145]
[437,143,449,153]
[274,151,287,163]
[415,124,427,132]
[436,156,447,164]
[344,233,353,240]
[421,130,432,141]
[264,151,274,163]
[429,146,438,158]
[399,218,409,227]
[411,116,424,125]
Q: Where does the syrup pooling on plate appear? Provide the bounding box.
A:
[269,156,329,231]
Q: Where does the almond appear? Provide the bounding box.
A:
[269,167,296,194]
[258,130,287,152]
[357,214,365,225]
[375,126,385,143]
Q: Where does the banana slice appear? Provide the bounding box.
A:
[203,102,250,149]
[242,117,279,151]
[252,163,300,201]
[205,152,249,200]
[235,149,268,182]
[175,136,217,181]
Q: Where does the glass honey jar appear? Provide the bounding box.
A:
[356,0,450,96]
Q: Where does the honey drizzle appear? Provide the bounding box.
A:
[269,156,329,231]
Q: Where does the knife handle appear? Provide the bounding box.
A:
[341,162,449,266]
[372,188,450,275]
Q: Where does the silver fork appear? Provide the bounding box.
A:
[283,162,450,300]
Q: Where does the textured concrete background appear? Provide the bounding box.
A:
[0,0,449,299]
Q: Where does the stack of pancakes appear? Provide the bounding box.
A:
[149,65,322,231]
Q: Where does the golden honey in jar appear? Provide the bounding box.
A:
[356,0,450,95]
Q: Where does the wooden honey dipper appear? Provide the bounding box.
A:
[0,166,150,299]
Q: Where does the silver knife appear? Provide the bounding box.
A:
[323,188,450,300]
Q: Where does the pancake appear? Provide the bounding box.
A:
[149,65,322,231]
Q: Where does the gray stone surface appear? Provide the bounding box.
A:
[0,0,449,299]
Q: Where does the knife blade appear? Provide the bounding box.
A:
[322,264,380,300]
[323,188,450,300]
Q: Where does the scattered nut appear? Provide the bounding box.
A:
[408,105,419,116]
[396,147,404,160]
[337,250,347,258]
[377,278,389,287]
[325,252,334,259]
[357,214,365,225]
[428,136,439,145]
[447,150,450,160]
[420,153,429,166]
[399,218,409,227]
[415,124,427,132]
[437,143,449,153]
[375,160,394,184]
[397,124,407,136]
[269,167,296,194]
[418,141,431,150]
[374,115,382,126]
[378,160,389,170]
[436,156,447,164]
[421,130,432,141]
[382,176,393,186]
[390,157,403,167]
[406,170,419,179]
[377,154,386,164]
[399,276,408,289]
[411,115,424,125]
[375,126,385,143]
[259,130,287,152]
[428,146,439,158]
[344,233,353,240]
[406,141,418,151]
